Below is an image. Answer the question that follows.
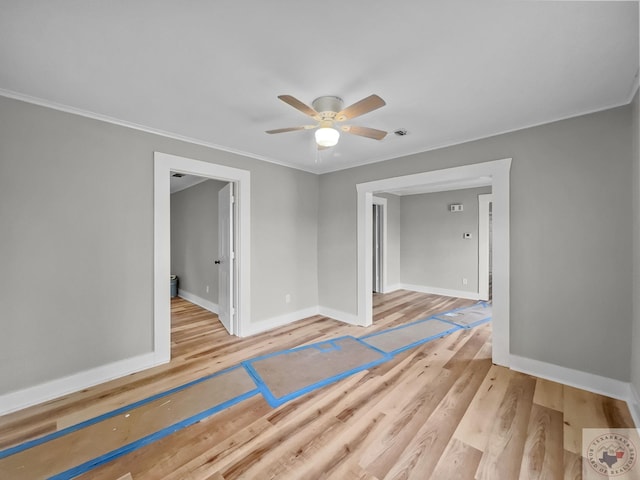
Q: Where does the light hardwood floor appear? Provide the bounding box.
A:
[0,291,635,479]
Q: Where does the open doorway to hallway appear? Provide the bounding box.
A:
[169,174,233,335]
[356,158,511,367]
[154,152,251,362]
[369,185,493,327]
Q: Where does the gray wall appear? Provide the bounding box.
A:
[318,105,632,381]
[0,95,319,395]
[400,187,491,293]
[632,88,640,399]
[1,92,635,397]
[171,179,227,305]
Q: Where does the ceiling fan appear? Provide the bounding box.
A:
[266,94,387,148]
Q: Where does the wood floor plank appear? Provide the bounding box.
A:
[533,378,564,412]
[475,372,537,480]
[0,291,635,479]
[430,437,483,480]
[381,337,493,479]
[563,450,582,480]
[518,404,564,480]
[453,364,513,452]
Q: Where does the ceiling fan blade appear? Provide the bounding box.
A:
[266,125,316,134]
[342,125,387,140]
[278,95,319,118]
[335,94,386,121]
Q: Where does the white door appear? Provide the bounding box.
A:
[372,203,382,293]
[478,193,494,301]
[217,183,234,334]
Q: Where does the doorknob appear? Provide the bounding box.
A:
[214,260,221,265]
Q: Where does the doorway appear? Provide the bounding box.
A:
[356,158,511,367]
[372,196,387,294]
[478,193,494,301]
[154,152,251,363]
[169,175,234,334]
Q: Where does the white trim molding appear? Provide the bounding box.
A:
[178,291,219,315]
[630,383,640,428]
[237,304,361,337]
[478,193,494,301]
[0,352,158,415]
[510,354,631,401]
[400,283,481,301]
[382,283,402,294]
[372,196,388,294]
[154,152,251,350]
[318,306,360,326]
[240,307,320,337]
[356,158,512,367]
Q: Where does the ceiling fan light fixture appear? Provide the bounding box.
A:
[315,127,340,147]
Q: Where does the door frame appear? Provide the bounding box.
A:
[372,196,388,293]
[217,182,235,335]
[478,193,494,301]
[356,158,511,367]
[154,152,251,363]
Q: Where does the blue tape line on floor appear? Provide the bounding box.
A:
[0,364,245,461]
[5,301,491,479]
[431,301,492,329]
[359,316,453,340]
[241,335,391,408]
[361,325,462,356]
[47,389,259,480]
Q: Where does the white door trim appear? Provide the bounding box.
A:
[154,152,251,363]
[478,193,494,301]
[217,182,235,334]
[356,158,512,367]
[372,196,388,293]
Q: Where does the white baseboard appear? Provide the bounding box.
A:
[510,354,631,401]
[382,283,402,294]
[318,306,360,326]
[240,304,362,337]
[400,283,481,300]
[0,352,163,416]
[178,290,219,314]
[630,383,640,428]
[240,306,320,337]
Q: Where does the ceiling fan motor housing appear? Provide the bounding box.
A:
[312,96,343,119]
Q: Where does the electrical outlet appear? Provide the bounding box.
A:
[285,294,291,304]
[462,278,468,286]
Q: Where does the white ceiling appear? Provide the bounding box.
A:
[0,1,637,174]
[170,173,209,194]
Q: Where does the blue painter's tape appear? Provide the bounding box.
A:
[359,315,449,340]
[242,336,391,408]
[312,340,342,353]
[434,316,469,329]
[362,323,462,356]
[351,336,389,357]
[0,364,245,461]
[4,302,490,480]
[47,388,259,480]
[434,304,492,329]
